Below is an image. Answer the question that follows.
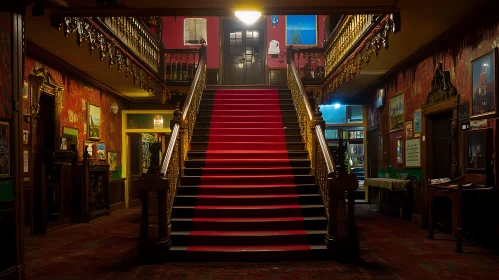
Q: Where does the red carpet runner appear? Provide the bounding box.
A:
[172,88,327,261]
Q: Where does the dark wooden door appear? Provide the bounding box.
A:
[222,19,265,85]
[129,134,142,207]
[366,128,378,178]
[432,111,453,179]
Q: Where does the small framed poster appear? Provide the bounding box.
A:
[84,141,95,158]
[414,109,421,136]
[396,137,403,165]
[97,142,106,160]
[0,121,10,177]
[405,137,421,168]
[405,121,413,138]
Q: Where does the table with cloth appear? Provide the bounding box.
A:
[364,178,411,219]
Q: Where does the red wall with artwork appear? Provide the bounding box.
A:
[0,12,12,121]
[162,16,220,69]
[367,21,499,170]
[267,15,327,69]
[24,57,129,162]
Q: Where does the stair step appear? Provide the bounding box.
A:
[191,134,302,143]
[183,167,311,176]
[172,204,325,218]
[174,194,322,206]
[169,245,327,262]
[200,98,295,105]
[177,184,319,195]
[180,174,315,185]
[198,110,297,117]
[193,127,302,136]
[187,150,309,160]
[196,115,298,123]
[194,122,300,129]
[190,141,305,151]
[199,104,295,111]
[171,216,327,231]
[185,158,311,168]
[171,230,326,246]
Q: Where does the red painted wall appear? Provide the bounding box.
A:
[162,16,220,69]
[24,57,129,162]
[162,15,326,70]
[0,12,12,120]
[267,15,327,69]
[367,21,499,170]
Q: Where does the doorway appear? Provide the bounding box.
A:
[366,127,379,179]
[222,18,265,85]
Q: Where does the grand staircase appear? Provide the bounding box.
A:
[169,88,328,261]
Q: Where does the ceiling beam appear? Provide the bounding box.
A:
[53,5,399,17]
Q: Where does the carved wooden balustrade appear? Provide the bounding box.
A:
[97,17,162,73]
[287,55,360,262]
[292,48,325,84]
[136,46,206,261]
[164,49,201,82]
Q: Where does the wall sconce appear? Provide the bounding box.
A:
[154,115,164,129]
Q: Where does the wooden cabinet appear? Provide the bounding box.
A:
[109,178,126,212]
[72,161,110,223]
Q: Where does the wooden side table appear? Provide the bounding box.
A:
[427,174,486,253]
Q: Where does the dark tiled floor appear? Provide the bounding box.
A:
[24,205,499,280]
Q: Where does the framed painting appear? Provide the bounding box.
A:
[183,18,207,45]
[470,48,497,119]
[413,109,421,136]
[396,137,403,165]
[108,152,119,171]
[0,121,10,177]
[97,142,106,160]
[87,103,100,140]
[23,80,29,99]
[389,93,404,131]
[84,141,95,158]
[405,121,413,138]
[375,88,385,109]
[285,15,318,46]
[63,127,78,151]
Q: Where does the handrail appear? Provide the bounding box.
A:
[316,125,335,175]
[289,61,314,121]
[161,124,180,177]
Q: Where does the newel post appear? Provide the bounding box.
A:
[286,45,294,64]
[310,104,325,180]
[325,136,360,262]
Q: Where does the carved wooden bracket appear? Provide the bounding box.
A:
[29,67,65,116]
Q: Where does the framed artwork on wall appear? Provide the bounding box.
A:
[23,80,29,99]
[285,15,318,46]
[183,18,207,45]
[396,137,403,165]
[470,48,497,119]
[87,103,100,140]
[108,152,119,171]
[0,121,10,177]
[389,93,404,131]
[405,121,413,138]
[375,88,385,109]
[63,127,78,151]
[97,142,106,160]
[413,109,421,136]
[84,141,95,158]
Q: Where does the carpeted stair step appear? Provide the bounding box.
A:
[184,167,311,176]
[171,217,327,231]
[199,103,295,111]
[191,134,302,143]
[200,98,294,105]
[172,205,325,218]
[193,127,302,136]
[168,245,327,262]
[181,174,315,185]
[171,230,326,246]
[196,115,298,123]
[177,184,319,196]
[185,158,311,168]
[187,150,309,160]
[174,194,322,206]
[198,110,297,117]
[194,122,300,129]
[190,141,304,150]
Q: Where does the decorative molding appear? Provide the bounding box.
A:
[324,14,397,102]
[56,17,170,101]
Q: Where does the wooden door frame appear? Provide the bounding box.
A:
[220,16,267,85]
[421,95,460,229]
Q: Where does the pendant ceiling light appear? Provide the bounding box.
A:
[235,11,261,25]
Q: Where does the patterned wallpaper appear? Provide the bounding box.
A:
[367,21,499,168]
[0,12,12,120]
[24,57,129,161]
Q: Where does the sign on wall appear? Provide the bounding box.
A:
[184,18,207,45]
[405,137,421,168]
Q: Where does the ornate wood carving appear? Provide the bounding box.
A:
[423,63,458,108]
[56,17,169,101]
[29,67,64,116]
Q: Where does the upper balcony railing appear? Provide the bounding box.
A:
[96,17,162,73]
[164,49,201,83]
